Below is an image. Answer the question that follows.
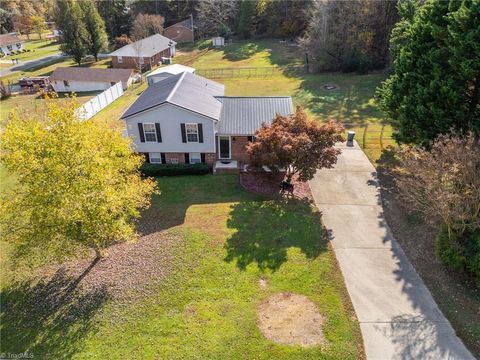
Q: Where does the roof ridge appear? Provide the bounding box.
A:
[215,96,292,98]
[166,72,187,102]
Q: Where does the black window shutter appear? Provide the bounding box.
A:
[161,153,166,164]
[180,123,186,143]
[138,123,145,142]
[201,153,206,163]
[144,152,150,163]
[184,153,190,164]
[198,123,203,143]
[155,123,162,142]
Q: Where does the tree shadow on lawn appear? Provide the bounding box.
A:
[222,42,262,62]
[1,266,109,359]
[224,198,327,272]
[137,175,260,235]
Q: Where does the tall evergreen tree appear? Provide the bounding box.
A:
[81,0,108,62]
[237,0,255,39]
[55,0,87,66]
[96,0,131,39]
[378,0,480,145]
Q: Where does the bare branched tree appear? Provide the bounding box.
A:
[196,0,239,38]
[394,132,480,236]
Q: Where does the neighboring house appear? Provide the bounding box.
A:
[163,15,194,43]
[121,72,293,172]
[0,33,23,55]
[109,34,176,71]
[146,64,195,86]
[49,67,134,92]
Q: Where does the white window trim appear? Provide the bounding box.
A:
[149,152,162,164]
[186,123,199,143]
[189,152,201,164]
[218,135,231,159]
[143,123,157,143]
[117,56,123,63]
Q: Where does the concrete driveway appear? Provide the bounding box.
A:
[0,53,64,77]
[309,141,473,360]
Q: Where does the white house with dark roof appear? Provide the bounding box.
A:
[121,72,293,171]
[49,67,134,92]
[0,33,23,55]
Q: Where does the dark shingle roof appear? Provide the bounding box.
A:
[109,34,177,58]
[216,96,293,135]
[121,72,224,119]
[49,67,133,83]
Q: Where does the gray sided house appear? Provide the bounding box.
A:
[121,72,293,172]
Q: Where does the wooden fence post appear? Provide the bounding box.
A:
[362,124,368,149]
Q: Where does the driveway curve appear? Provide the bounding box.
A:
[309,141,473,360]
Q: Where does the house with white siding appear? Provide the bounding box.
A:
[121,72,293,172]
[0,33,23,55]
[49,67,134,92]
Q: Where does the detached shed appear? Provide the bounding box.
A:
[146,64,196,86]
[212,37,225,47]
[49,67,134,92]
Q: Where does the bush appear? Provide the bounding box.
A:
[436,224,480,281]
[140,163,210,177]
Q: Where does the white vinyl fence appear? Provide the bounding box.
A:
[76,82,124,120]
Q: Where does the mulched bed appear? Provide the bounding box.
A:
[240,171,313,201]
[39,230,183,304]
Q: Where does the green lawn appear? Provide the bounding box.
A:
[177,40,392,161]
[1,175,364,359]
[1,39,60,64]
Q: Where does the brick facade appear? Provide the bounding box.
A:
[230,136,252,164]
[164,152,187,164]
[111,48,173,71]
[145,152,216,165]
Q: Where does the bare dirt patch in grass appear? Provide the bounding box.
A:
[240,172,313,201]
[257,292,327,347]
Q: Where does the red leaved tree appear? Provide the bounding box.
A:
[247,106,345,182]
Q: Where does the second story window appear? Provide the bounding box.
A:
[118,56,123,63]
[143,123,157,142]
[186,123,198,142]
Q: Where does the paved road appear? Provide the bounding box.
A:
[0,53,64,77]
[309,141,473,360]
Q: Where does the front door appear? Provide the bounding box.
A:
[219,136,231,159]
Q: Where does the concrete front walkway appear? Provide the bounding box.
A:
[309,141,473,360]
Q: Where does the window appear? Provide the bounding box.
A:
[63,80,70,87]
[7,45,12,51]
[16,43,21,49]
[149,152,162,164]
[143,123,157,142]
[117,56,123,63]
[139,57,144,64]
[189,152,201,164]
[247,136,254,142]
[186,123,198,142]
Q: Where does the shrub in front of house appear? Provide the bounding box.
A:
[141,163,210,176]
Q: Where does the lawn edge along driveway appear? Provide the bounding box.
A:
[309,141,474,360]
